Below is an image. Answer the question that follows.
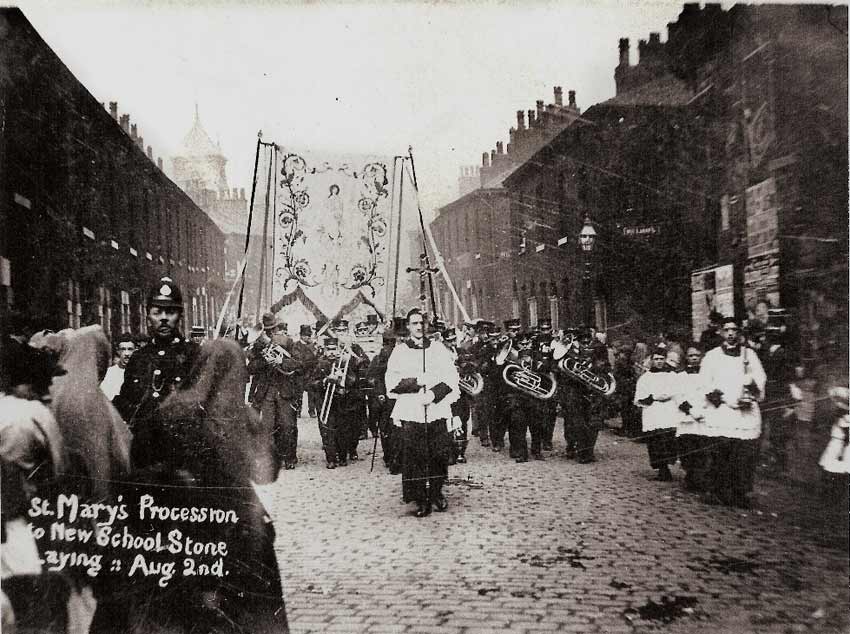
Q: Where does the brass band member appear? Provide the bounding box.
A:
[444,327,470,465]
[367,329,399,472]
[508,333,550,462]
[494,318,523,452]
[534,318,557,451]
[559,328,610,463]
[385,309,460,518]
[309,337,357,468]
[471,320,498,447]
[247,312,303,476]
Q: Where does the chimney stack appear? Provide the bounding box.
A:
[482,152,490,168]
[146,145,153,159]
[528,109,536,128]
[554,86,563,106]
[516,110,525,130]
[130,123,137,140]
[496,141,504,155]
[109,101,118,120]
[618,38,630,67]
[568,90,576,108]
[119,114,129,133]
[157,157,163,170]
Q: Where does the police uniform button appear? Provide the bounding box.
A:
[152,391,160,398]
[158,350,166,356]
[153,369,162,376]
[175,377,182,382]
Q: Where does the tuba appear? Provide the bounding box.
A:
[496,339,558,400]
[557,355,617,396]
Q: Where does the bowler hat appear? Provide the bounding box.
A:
[261,312,279,331]
[147,277,183,309]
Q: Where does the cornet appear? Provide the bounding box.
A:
[459,372,484,396]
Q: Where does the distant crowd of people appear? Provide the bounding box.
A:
[2,281,848,630]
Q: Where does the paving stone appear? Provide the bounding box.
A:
[263,418,849,633]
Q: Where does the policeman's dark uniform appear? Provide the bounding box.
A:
[114,278,200,470]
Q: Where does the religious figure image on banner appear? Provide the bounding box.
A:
[272,152,392,321]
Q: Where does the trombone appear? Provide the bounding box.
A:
[319,344,352,426]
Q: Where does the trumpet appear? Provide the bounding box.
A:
[319,344,352,425]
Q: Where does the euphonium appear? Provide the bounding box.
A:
[459,372,484,396]
[501,360,558,400]
[557,355,617,396]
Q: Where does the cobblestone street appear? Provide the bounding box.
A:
[258,417,849,634]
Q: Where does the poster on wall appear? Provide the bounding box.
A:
[690,263,735,341]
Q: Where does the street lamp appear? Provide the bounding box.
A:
[579,217,596,326]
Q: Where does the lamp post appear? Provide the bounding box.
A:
[578,217,597,327]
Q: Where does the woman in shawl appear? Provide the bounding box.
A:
[92,339,288,634]
[35,325,132,501]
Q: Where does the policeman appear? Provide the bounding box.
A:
[114,276,201,469]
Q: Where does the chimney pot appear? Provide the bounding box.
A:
[109,101,118,120]
[119,114,129,133]
[491,150,496,164]
[157,157,163,170]
[137,136,144,149]
[482,152,490,168]
[506,143,512,155]
[568,90,576,108]
[509,128,516,145]
[130,123,137,139]
[146,145,153,159]
[496,141,503,155]
[618,37,630,66]
[554,86,563,106]
[516,110,526,130]
[528,109,536,127]
[536,100,544,119]
[649,32,660,45]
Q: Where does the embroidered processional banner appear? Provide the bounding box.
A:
[270,152,394,323]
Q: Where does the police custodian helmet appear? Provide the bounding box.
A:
[146,276,184,310]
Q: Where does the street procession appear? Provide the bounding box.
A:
[1,2,848,633]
